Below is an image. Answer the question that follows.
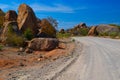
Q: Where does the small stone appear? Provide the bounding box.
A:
[19,63,24,67]
[39,55,44,58]
[19,47,24,52]
[25,48,33,53]
[37,58,41,61]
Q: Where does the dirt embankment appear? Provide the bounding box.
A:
[0,38,75,80]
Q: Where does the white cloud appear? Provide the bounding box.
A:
[0,3,87,13]
[30,3,86,13]
[0,4,9,9]
[0,3,19,12]
[30,3,74,13]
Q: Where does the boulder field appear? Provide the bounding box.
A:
[0,3,57,51]
[0,4,56,40]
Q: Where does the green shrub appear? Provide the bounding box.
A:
[78,28,89,36]
[118,33,120,38]
[72,39,75,42]
[98,32,109,36]
[57,33,71,38]
[6,34,24,46]
[6,25,24,47]
[109,24,120,30]
[0,45,3,51]
[109,32,118,38]
[24,28,34,40]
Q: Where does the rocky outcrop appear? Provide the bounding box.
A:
[59,29,65,34]
[75,23,87,29]
[88,26,97,36]
[96,24,120,34]
[0,22,19,42]
[37,18,41,28]
[17,4,39,36]
[26,38,59,52]
[88,24,120,36]
[66,23,88,36]
[37,19,56,38]
[0,3,57,44]
[0,9,5,16]
[0,10,19,42]
[0,9,5,27]
[4,10,17,22]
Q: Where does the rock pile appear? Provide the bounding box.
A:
[0,4,57,42]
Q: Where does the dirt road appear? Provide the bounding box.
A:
[55,37,120,80]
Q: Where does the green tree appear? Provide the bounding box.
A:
[24,28,33,40]
[78,28,89,36]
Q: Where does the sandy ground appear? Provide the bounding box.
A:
[3,37,119,80]
[55,37,120,80]
[0,38,76,80]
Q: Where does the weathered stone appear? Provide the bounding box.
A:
[96,24,120,34]
[19,47,24,52]
[25,48,33,53]
[0,22,19,42]
[0,9,5,27]
[88,26,97,36]
[0,9,5,16]
[79,23,87,28]
[66,23,88,36]
[27,38,59,51]
[4,10,17,22]
[17,4,39,36]
[37,19,56,38]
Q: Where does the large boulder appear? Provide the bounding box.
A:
[4,10,17,22]
[26,38,59,51]
[37,19,56,38]
[17,4,39,36]
[96,24,120,34]
[0,9,4,16]
[0,22,19,42]
[88,26,97,36]
[0,9,5,27]
[0,10,19,43]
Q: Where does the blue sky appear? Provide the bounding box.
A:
[0,0,120,29]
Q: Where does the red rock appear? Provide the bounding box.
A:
[4,10,17,22]
[88,26,97,36]
[27,38,59,51]
[17,4,39,36]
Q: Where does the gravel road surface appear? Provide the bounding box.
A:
[55,37,120,80]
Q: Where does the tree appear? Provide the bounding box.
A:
[24,28,33,40]
[46,16,58,29]
[6,25,24,46]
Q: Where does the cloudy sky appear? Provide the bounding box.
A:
[0,0,120,29]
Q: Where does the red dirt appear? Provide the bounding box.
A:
[0,39,75,80]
